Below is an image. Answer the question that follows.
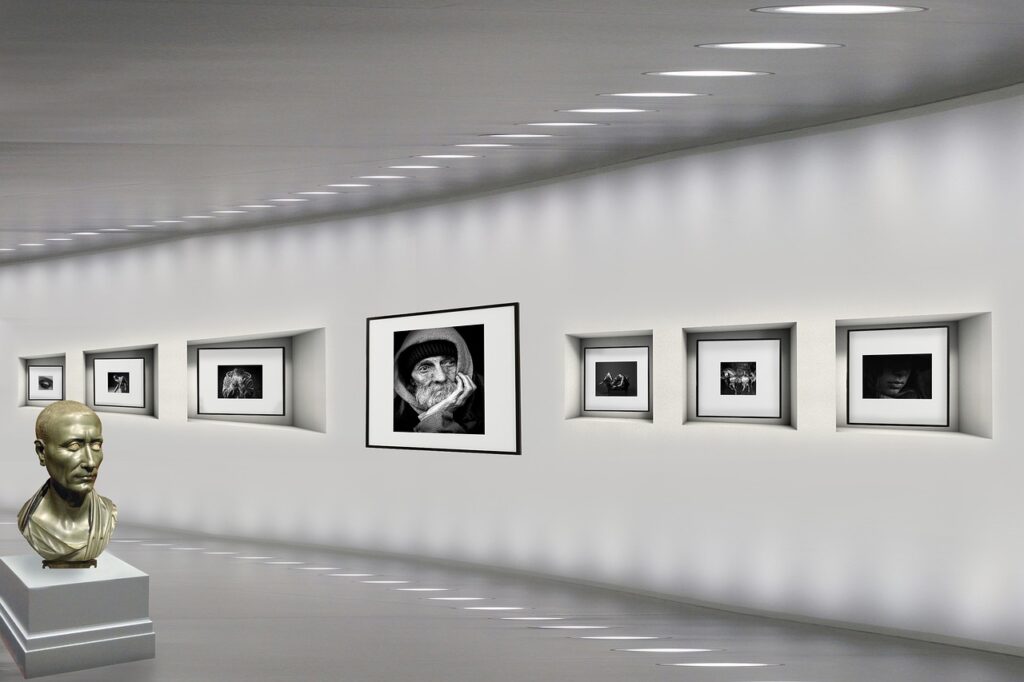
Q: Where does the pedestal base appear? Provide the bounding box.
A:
[0,553,155,678]
[42,559,97,570]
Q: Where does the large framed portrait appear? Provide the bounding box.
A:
[847,326,949,427]
[27,365,64,402]
[197,347,285,416]
[583,346,650,413]
[93,357,146,408]
[696,338,782,418]
[366,302,521,455]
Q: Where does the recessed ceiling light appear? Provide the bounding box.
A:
[753,4,925,14]
[659,662,780,667]
[213,210,247,214]
[295,567,341,571]
[537,625,609,629]
[615,648,719,653]
[361,580,410,584]
[100,228,127,232]
[297,191,339,195]
[395,588,449,592]
[327,183,371,188]
[72,232,100,236]
[183,215,213,219]
[486,133,553,138]
[0,248,15,251]
[389,165,441,169]
[45,238,72,241]
[525,122,602,127]
[463,607,524,611]
[578,636,661,640]
[233,556,273,559]
[428,597,487,601]
[698,41,843,49]
[417,154,477,159]
[645,70,771,77]
[561,108,650,113]
[19,243,44,246]
[326,573,375,577]
[264,561,304,565]
[127,224,154,228]
[240,205,275,208]
[456,143,512,148]
[358,175,407,179]
[501,617,565,621]
[600,92,707,98]
[154,220,183,224]
[269,198,308,202]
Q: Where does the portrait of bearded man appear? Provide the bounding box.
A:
[393,326,484,434]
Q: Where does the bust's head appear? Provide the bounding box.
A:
[34,401,104,497]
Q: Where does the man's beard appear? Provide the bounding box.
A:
[414,379,458,411]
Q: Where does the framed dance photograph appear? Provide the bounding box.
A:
[197,347,285,416]
[696,338,782,418]
[27,365,64,402]
[847,326,949,427]
[93,357,146,408]
[583,346,651,413]
[366,302,521,455]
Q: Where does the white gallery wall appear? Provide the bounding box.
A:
[2,84,1023,653]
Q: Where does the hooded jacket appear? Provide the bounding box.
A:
[393,327,483,434]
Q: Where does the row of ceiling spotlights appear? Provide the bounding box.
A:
[1,5,926,253]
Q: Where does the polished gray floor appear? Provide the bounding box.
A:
[2,520,1023,682]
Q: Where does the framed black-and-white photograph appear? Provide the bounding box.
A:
[847,326,949,427]
[27,365,64,402]
[366,302,520,455]
[696,339,782,418]
[93,357,146,408]
[197,347,285,415]
[583,346,650,413]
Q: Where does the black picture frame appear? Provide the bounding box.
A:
[196,346,287,416]
[582,345,651,413]
[92,357,146,409]
[695,338,783,419]
[27,364,65,402]
[366,302,521,455]
[846,326,950,428]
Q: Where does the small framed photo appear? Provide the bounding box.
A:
[583,346,651,413]
[197,347,285,416]
[696,339,782,418]
[847,326,949,427]
[93,358,146,408]
[27,365,64,402]
[367,302,520,455]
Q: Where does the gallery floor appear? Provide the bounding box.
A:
[1,520,1023,682]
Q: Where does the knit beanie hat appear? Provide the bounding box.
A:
[398,339,457,379]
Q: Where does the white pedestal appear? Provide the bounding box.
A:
[0,553,155,678]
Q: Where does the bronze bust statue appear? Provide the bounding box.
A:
[17,401,117,568]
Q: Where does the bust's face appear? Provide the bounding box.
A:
[36,410,104,495]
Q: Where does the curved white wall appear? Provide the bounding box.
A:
[3,85,1023,652]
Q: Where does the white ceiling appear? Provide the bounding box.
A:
[3,0,1024,262]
